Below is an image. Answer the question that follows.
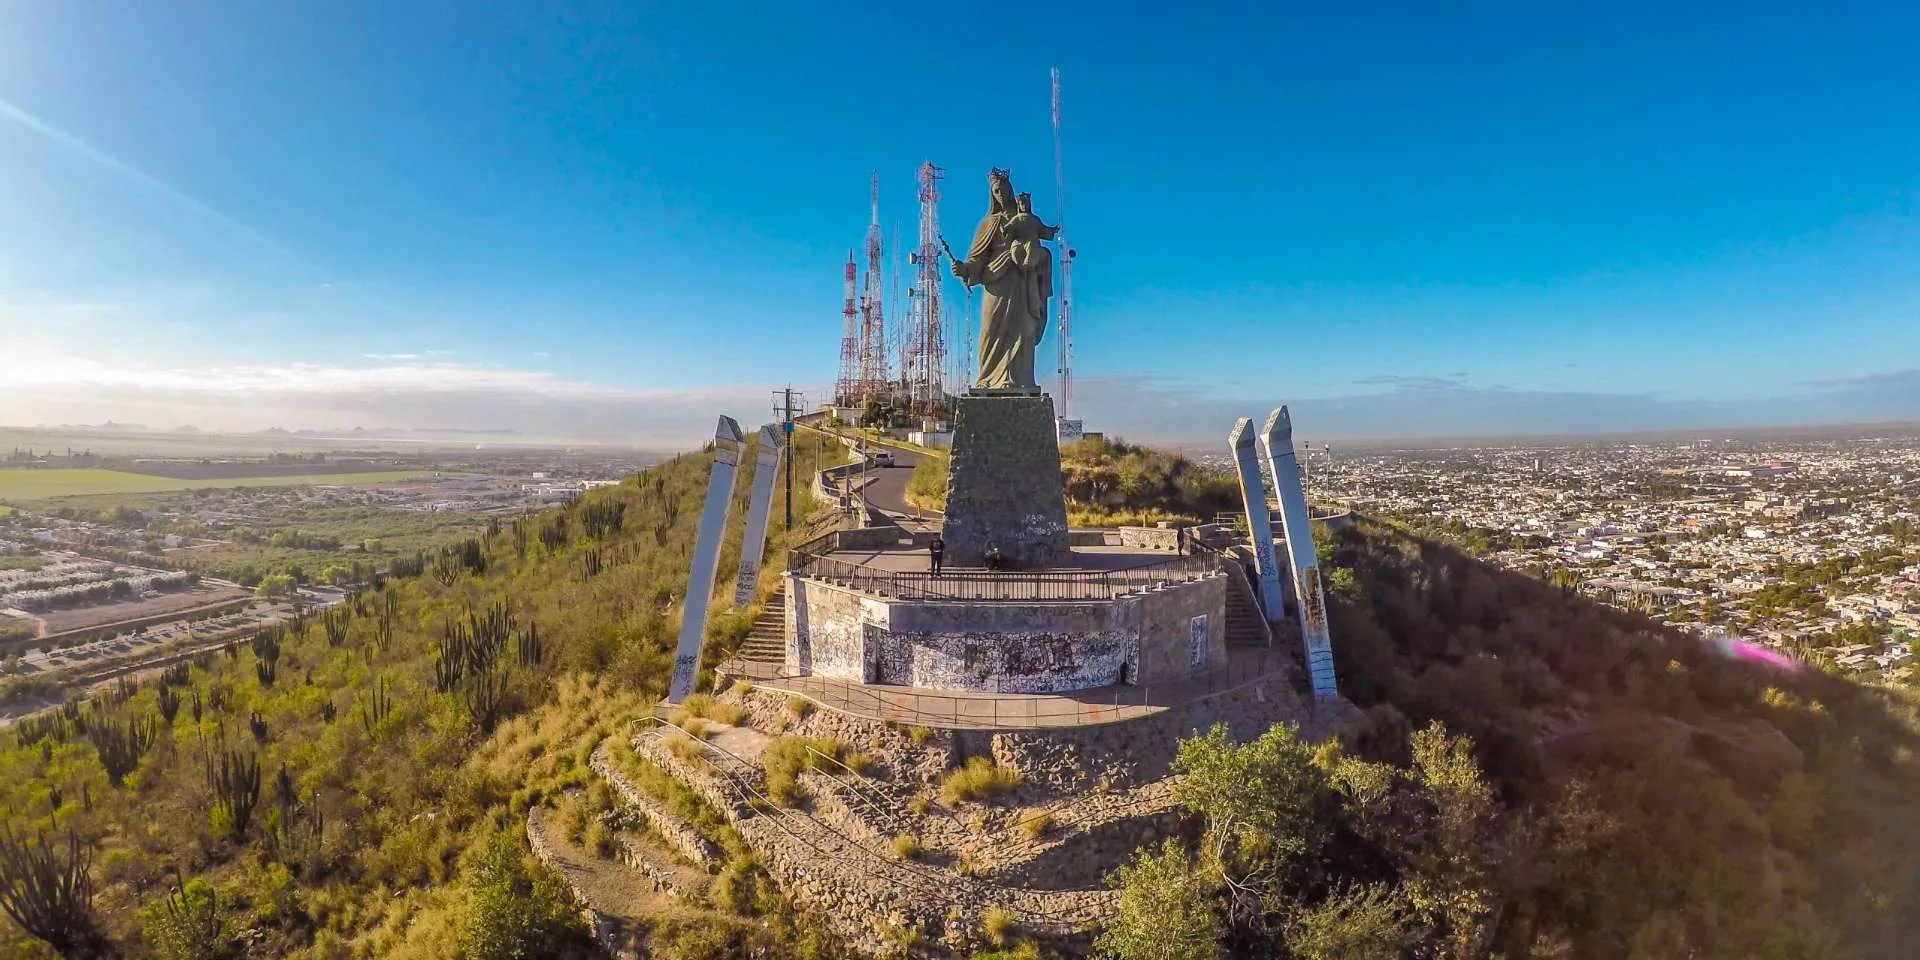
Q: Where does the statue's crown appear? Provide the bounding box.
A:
[989,167,1011,183]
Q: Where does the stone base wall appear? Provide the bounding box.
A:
[940,394,1070,568]
[788,573,1229,692]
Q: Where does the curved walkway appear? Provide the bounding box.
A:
[743,646,1294,731]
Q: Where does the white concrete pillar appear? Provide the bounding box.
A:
[731,425,784,610]
[667,416,745,703]
[1229,417,1287,618]
[1259,406,1339,700]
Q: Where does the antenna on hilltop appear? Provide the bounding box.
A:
[1051,67,1075,422]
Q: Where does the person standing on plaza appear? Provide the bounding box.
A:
[929,535,945,577]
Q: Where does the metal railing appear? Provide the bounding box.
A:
[789,548,1221,601]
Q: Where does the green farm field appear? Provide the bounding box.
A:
[0,468,432,502]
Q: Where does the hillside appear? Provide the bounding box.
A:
[0,429,849,960]
[1095,515,1920,958]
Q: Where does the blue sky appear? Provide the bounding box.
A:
[1,1,1916,445]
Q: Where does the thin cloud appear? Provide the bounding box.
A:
[0,351,810,445]
[1351,373,1470,391]
[361,353,420,361]
[0,95,308,271]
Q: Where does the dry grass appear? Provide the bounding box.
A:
[1016,808,1053,840]
[786,695,815,719]
[888,832,922,861]
[982,905,1016,947]
[906,794,929,816]
[904,724,933,746]
[761,735,848,806]
[663,733,706,762]
[679,692,745,726]
[940,756,1021,806]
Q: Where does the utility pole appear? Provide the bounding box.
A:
[775,387,800,532]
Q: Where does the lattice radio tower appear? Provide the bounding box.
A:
[857,171,888,400]
[1051,67,1076,420]
[835,250,858,406]
[905,161,947,417]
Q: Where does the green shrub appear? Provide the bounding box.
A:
[941,757,1020,806]
[461,830,589,960]
[139,878,226,960]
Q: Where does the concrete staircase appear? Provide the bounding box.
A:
[737,590,786,664]
[1223,567,1275,649]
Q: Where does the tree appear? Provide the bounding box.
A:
[1096,839,1223,960]
[1172,723,1332,873]
[254,574,295,599]
[1282,884,1409,960]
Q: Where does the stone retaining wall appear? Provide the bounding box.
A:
[592,745,720,866]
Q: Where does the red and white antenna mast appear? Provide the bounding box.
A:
[836,251,858,406]
[912,161,946,417]
[858,171,888,399]
[1051,67,1076,421]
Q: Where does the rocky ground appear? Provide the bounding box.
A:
[542,660,1358,957]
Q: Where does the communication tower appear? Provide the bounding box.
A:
[857,171,888,399]
[1051,68,1078,424]
[835,251,858,407]
[906,161,947,418]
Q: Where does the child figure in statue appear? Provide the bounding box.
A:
[999,193,1057,333]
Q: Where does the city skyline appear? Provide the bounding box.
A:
[3,3,1918,444]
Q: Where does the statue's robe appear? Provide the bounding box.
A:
[955,209,1053,393]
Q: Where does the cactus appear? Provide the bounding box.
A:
[154,868,224,959]
[248,711,269,744]
[205,744,261,844]
[255,659,276,688]
[250,628,281,665]
[323,607,350,648]
[0,826,107,957]
[157,687,181,725]
[190,690,203,725]
[360,676,393,736]
[89,712,157,787]
[464,665,510,735]
[319,699,336,724]
[515,621,544,668]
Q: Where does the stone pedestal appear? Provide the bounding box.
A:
[941,393,1070,568]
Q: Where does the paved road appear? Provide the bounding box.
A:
[846,444,941,531]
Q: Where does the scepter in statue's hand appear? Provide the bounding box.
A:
[939,234,971,285]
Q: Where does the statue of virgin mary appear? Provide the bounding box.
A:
[949,168,1056,393]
